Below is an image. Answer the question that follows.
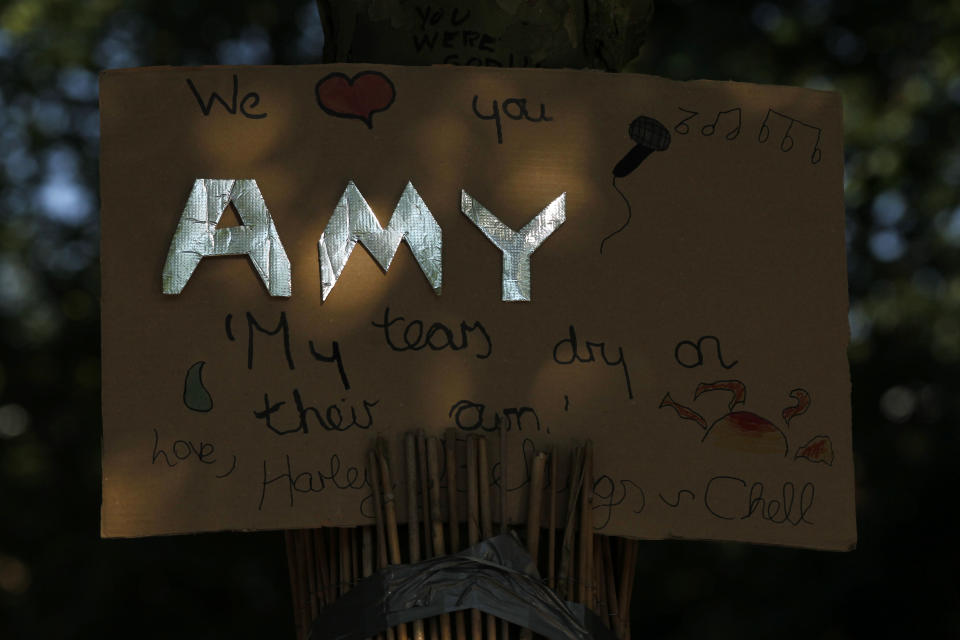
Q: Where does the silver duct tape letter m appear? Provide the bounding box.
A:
[162,179,292,296]
[460,191,566,301]
[319,181,443,301]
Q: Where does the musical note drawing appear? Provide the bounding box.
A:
[701,107,741,140]
[674,107,698,134]
[674,107,740,140]
[675,105,822,165]
[758,108,822,164]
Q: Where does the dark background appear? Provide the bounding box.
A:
[0,0,956,636]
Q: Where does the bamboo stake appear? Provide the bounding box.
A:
[403,433,420,562]
[602,536,621,634]
[284,530,303,640]
[477,436,494,539]
[617,539,628,640]
[525,451,548,563]
[465,436,482,640]
[370,451,389,570]
[498,426,510,640]
[417,431,441,640]
[593,539,605,620]
[376,447,403,565]
[477,437,498,640]
[426,436,447,554]
[362,525,374,579]
[304,529,319,621]
[352,527,360,590]
[417,431,433,559]
[445,432,467,640]
[358,526,379,640]
[405,434,427,640]
[369,450,396,640]
[313,529,328,608]
[340,527,353,596]
[377,444,409,640]
[294,530,311,639]
[327,527,338,603]
[578,441,594,606]
[427,437,453,640]
[617,540,638,640]
[625,544,636,640]
[406,435,423,562]
[499,425,508,534]
[558,446,583,601]
[520,451,548,640]
[547,447,558,591]
[445,431,461,553]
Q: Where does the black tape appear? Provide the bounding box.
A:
[309,534,616,640]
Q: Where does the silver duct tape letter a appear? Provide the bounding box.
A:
[318,181,442,301]
[460,191,566,302]
[161,179,292,296]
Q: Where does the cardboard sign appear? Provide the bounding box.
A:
[100,64,855,550]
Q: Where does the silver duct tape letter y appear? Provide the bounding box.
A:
[318,181,443,301]
[460,191,566,301]
[162,179,292,296]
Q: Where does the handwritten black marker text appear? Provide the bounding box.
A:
[185,74,266,119]
[553,325,633,400]
[472,95,552,144]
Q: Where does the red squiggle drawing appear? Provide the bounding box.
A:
[795,435,835,466]
[660,379,811,457]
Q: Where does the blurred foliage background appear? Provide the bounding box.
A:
[0,0,956,636]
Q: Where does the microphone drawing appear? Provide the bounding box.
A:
[600,115,671,254]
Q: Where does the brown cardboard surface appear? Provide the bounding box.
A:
[99,64,854,550]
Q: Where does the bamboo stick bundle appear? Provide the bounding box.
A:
[444,432,467,640]
[376,443,409,640]
[465,436,482,640]
[427,436,453,640]
[405,434,427,640]
[286,440,644,640]
[477,436,498,640]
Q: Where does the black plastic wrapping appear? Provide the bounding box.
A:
[309,534,616,640]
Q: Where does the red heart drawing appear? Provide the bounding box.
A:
[314,71,396,129]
